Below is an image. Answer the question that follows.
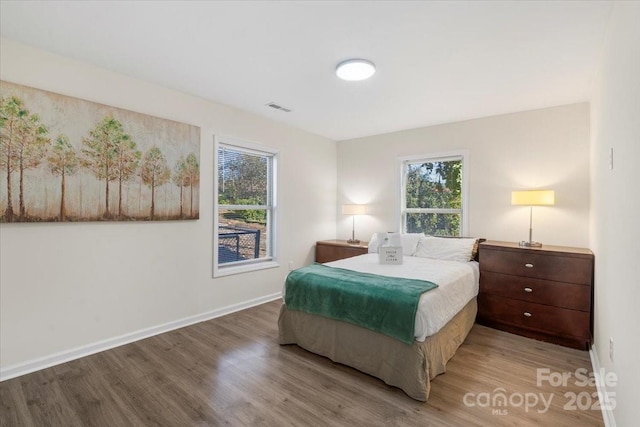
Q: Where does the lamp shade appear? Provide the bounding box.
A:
[342,204,367,215]
[511,190,555,206]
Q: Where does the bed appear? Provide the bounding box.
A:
[278,234,481,401]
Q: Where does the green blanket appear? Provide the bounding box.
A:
[284,264,438,344]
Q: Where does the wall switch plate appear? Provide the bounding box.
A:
[609,147,614,170]
[609,337,614,361]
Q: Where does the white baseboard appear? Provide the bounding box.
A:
[0,292,282,382]
[589,345,616,427]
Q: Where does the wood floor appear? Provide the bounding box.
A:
[1,300,604,426]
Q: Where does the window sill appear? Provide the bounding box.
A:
[213,260,280,278]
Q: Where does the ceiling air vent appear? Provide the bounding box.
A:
[265,102,292,113]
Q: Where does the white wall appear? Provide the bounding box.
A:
[0,39,337,373]
[337,104,591,248]
[590,2,640,425]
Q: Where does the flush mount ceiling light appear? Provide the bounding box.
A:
[335,59,376,81]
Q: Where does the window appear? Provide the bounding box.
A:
[214,136,278,277]
[400,152,467,236]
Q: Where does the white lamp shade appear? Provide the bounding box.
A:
[511,190,555,206]
[342,204,367,215]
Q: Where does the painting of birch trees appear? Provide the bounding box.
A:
[0,81,200,222]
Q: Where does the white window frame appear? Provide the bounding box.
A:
[399,150,469,236]
[213,135,278,277]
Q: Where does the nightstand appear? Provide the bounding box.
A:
[477,240,594,350]
[315,240,369,263]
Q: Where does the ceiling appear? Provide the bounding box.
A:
[0,1,613,141]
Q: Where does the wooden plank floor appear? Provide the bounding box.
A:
[1,300,604,426]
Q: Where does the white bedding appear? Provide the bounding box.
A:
[324,254,479,341]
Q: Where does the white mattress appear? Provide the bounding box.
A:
[324,254,479,341]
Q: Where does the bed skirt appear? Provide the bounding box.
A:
[278,297,477,401]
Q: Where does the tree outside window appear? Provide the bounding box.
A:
[214,139,277,276]
[402,155,465,236]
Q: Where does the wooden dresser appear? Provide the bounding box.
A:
[315,240,368,263]
[477,241,594,350]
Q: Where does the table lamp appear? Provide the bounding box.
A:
[511,190,555,247]
[342,204,367,244]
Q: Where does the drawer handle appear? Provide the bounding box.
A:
[523,312,532,317]
[525,263,534,268]
[524,287,533,293]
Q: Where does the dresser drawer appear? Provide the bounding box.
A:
[478,293,590,340]
[480,271,591,311]
[480,249,592,284]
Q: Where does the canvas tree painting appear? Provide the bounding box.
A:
[0,81,200,222]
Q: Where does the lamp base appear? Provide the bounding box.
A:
[347,239,361,244]
[519,240,542,248]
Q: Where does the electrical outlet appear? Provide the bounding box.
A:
[609,337,614,361]
[288,261,294,271]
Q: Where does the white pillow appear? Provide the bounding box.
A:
[387,232,402,247]
[368,232,388,253]
[414,236,476,262]
[368,232,424,255]
[400,233,425,256]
